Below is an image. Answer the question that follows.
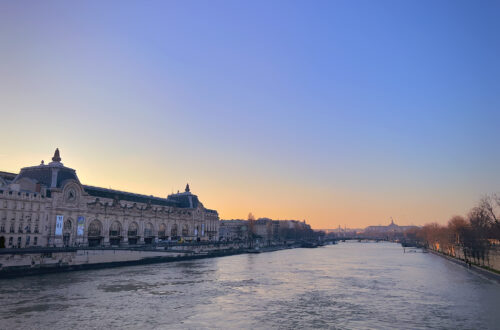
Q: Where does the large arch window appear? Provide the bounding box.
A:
[171,224,178,238]
[182,224,189,237]
[128,222,139,245]
[64,219,72,231]
[158,224,166,239]
[144,222,154,244]
[109,221,122,246]
[128,222,138,236]
[88,220,102,247]
[109,221,122,237]
[63,219,72,247]
[144,223,154,237]
[88,220,102,236]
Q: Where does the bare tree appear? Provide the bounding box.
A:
[448,215,468,245]
[494,193,500,209]
[412,195,500,266]
[479,195,499,224]
[467,206,493,265]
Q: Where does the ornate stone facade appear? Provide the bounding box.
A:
[0,149,219,248]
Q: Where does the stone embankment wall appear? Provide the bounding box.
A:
[0,242,249,278]
[431,245,500,272]
[166,241,248,252]
[0,249,183,276]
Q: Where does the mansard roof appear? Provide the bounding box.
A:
[13,164,79,188]
[12,149,80,189]
[83,185,180,207]
[0,171,17,185]
[167,191,200,209]
[0,171,17,181]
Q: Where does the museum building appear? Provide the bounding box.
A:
[0,149,219,248]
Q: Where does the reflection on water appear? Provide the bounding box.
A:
[1,242,499,329]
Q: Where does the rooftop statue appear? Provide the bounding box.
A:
[52,148,61,162]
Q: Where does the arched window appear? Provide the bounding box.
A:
[182,224,189,237]
[87,220,103,247]
[109,221,122,237]
[158,224,166,239]
[144,223,154,237]
[144,222,154,245]
[109,221,122,246]
[171,224,178,237]
[128,222,138,236]
[127,222,139,245]
[88,220,102,237]
[64,219,72,232]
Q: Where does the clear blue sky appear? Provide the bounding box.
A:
[1,0,499,228]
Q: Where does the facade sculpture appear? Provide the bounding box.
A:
[0,149,219,248]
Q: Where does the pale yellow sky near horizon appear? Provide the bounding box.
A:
[0,145,482,229]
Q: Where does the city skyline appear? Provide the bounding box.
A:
[1,1,499,229]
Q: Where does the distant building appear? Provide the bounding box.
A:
[220,218,313,242]
[219,220,249,241]
[364,219,417,235]
[0,149,219,249]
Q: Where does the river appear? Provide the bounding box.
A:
[1,242,499,329]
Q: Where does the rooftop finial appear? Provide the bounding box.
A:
[52,148,61,162]
[185,183,190,192]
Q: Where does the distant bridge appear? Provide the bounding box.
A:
[324,237,390,243]
[323,237,425,249]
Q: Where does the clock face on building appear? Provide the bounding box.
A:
[66,188,77,202]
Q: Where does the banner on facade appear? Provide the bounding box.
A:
[77,216,85,236]
[55,215,64,236]
[201,223,205,236]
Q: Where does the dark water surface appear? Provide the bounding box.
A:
[1,242,499,329]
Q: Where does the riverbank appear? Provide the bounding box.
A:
[428,249,500,284]
[0,243,301,279]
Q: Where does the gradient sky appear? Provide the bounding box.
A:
[1,1,499,229]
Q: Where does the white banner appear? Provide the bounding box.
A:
[77,216,85,236]
[55,215,63,236]
[201,223,205,236]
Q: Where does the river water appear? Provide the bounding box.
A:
[1,242,499,329]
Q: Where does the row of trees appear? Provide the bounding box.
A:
[405,194,500,265]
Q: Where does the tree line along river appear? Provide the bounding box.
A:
[1,242,499,329]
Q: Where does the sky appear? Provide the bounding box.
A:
[0,0,499,229]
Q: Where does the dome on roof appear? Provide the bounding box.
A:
[13,149,80,189]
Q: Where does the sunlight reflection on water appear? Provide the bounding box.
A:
[1,242,499,329]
